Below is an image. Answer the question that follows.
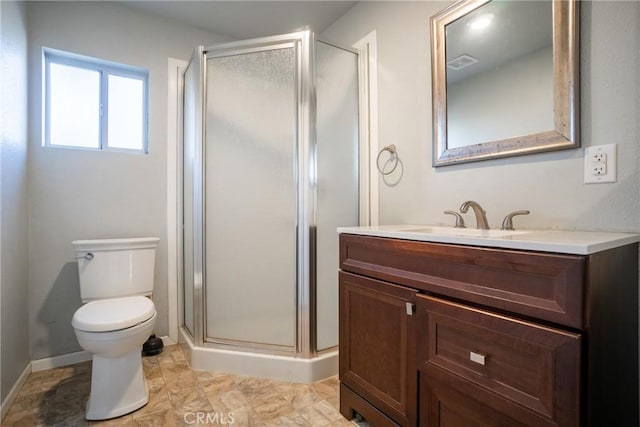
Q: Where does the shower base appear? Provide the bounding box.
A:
[179,327,338,383]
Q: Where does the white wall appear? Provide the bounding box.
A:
[0,0,30,401]
[322,1,640,234]
[27,1,231,359]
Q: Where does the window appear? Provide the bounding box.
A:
[44,48,148,153]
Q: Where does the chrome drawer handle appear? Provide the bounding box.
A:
[470,351,486,366]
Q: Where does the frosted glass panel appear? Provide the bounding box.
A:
[315,42,359,351]
[182,61,196,336]
[108,75,144,150]
[205,48,296,348]
[49,63,100,148]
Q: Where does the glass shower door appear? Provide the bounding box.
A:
[204,46,297,350]
[183,62,195,336]
[182,53,201,338]
[315,41,359,351]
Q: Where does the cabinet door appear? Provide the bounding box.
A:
[417,295,581,426]
[339,271,418,426]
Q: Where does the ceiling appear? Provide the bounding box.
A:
[119,1,358,40]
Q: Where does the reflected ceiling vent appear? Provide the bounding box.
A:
[447,54,479,70]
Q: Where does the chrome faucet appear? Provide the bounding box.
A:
[460,200,490,230]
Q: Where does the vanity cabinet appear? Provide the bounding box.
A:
[339,272,418,426]
[338,233,639,426]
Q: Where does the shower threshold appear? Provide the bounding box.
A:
[178,327,338,383]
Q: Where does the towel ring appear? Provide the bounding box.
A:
[376,144,399,175]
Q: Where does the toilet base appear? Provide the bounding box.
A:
[85,350,149,420]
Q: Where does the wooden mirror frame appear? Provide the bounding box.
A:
[431,0,580,167]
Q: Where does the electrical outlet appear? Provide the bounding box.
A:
[592,162,607,175]
[584,144,617,184]
[592,152,607,163]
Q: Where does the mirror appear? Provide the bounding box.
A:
[431,0,579,166]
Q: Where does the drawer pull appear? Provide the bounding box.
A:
[406,302,414,316]
[469,351,486,365]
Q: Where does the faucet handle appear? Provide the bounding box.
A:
[444,210,466,228]
[501,210,530,230]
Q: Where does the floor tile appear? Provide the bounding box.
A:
[1,345,363,427]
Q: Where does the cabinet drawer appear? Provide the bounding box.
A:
[421,375,528,427]
[340,234,585,328]
[417,295,580,426]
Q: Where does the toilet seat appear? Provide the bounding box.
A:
[72,296,156,332]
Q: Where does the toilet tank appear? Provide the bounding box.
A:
[72,237,160,302]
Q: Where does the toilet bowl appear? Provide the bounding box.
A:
[71,237,160,420]
[72,295,157,420]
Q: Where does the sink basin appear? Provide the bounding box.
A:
[400,226,529,238]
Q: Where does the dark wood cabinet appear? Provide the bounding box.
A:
[417,295,580,426]
[338,233,639,426]
[420,375,527,427]
[339,271,418,426]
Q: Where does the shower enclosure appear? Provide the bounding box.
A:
[180,31,359,381]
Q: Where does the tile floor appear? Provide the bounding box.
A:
[3,345,361,426]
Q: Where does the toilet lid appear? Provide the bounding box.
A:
[72,296,156,332]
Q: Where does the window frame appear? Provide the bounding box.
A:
[43,48,149,154]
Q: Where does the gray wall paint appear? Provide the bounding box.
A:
[322,1,640,233]
[27,1,231,359]
[1,0,30,401]
[323,1,640,400]
[15,0,640,367]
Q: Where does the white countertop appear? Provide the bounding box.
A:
[337,225,640,255]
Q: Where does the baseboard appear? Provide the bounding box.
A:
[30,350,92,372]
[1,362,31,420]
[161,335,176,346]
[30,336,174,373]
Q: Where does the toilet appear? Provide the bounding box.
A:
[71,237,159,420]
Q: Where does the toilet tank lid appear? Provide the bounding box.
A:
[72,296,156,332]
[72,237,160,252]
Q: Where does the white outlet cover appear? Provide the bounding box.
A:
[584,144,617,184]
